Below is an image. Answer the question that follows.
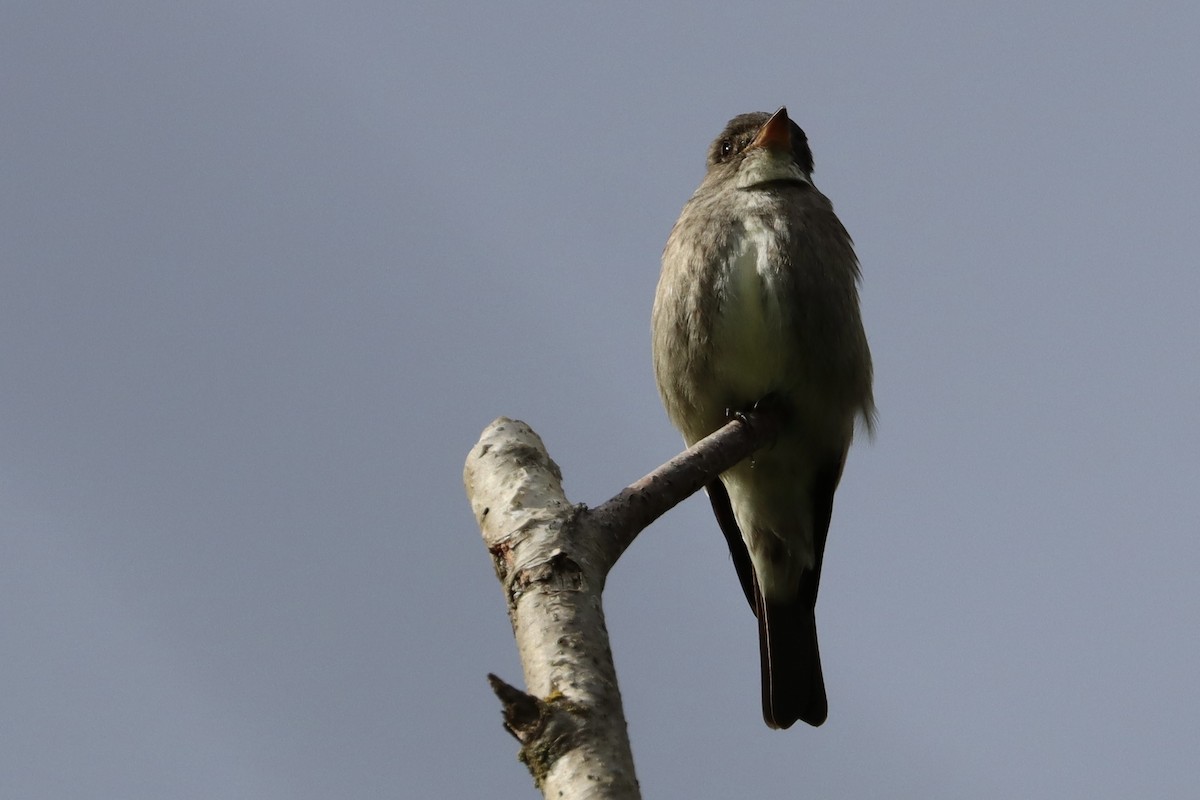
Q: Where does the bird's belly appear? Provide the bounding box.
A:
[710,229,788,403]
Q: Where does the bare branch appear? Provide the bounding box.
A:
[589,408,782,567]
[464,411,781,797]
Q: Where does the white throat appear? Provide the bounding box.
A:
[735,150,811,190]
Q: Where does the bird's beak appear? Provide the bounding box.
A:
[749,107,791,152]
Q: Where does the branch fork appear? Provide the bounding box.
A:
[464,412,781,798]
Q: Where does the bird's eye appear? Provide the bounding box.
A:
[719,139,734,158]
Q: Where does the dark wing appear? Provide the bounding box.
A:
[705,480,757,612]
[798,450,848,606]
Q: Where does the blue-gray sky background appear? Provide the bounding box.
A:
[4,3,1198,797]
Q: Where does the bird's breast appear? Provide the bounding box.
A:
[710,217,790,403]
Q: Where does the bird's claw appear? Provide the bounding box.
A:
[726,394,787,427]
[725,406,752,425]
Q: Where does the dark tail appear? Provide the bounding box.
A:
[758,598,827,728]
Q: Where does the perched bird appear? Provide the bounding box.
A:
[651,107,874,728]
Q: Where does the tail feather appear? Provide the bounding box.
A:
[758,597,827,728]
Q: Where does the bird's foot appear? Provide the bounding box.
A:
[725,406,753,425]
[725,393,788,426]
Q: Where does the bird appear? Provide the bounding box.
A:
[651,107,874,728]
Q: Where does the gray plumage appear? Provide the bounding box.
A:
[651,108,874,729]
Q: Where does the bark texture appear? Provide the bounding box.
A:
[464,411,780,798]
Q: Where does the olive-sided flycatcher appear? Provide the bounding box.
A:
[651,107,874,729]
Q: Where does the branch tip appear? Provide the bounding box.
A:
[487,673,544,739]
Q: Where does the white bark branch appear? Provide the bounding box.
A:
[464,411,781,798]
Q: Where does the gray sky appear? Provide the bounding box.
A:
[3,2,1198,798]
